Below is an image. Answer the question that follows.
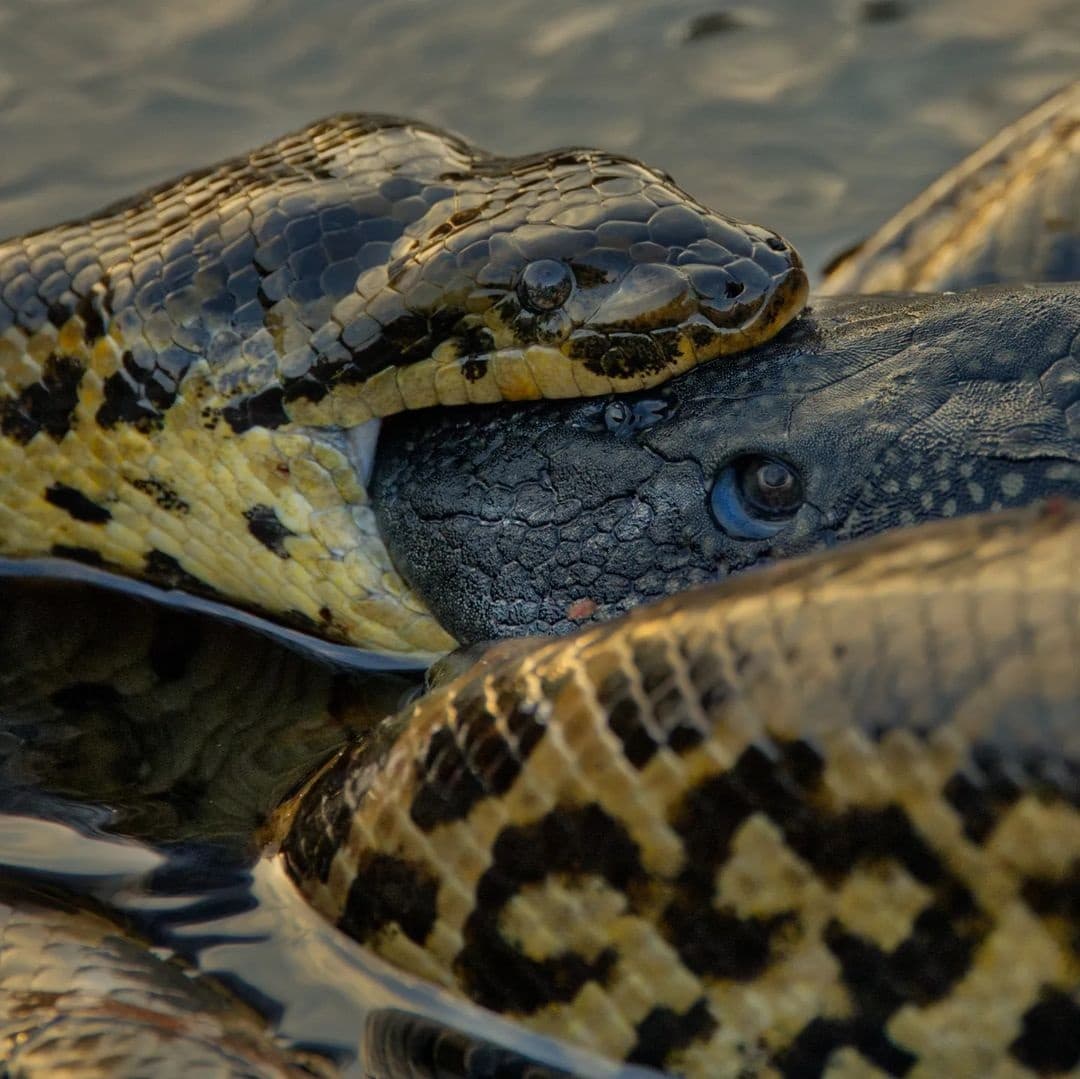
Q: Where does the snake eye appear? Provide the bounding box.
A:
[711,454,804,539]
[604,401,632,433]
[518,259,574,312]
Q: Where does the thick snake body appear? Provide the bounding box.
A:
[285,503,1080,1078]
[820,80,1079,294]
[0,82,1077,1079]
[0,116,805,659]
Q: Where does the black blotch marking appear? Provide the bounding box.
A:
[943,743,1023,843]
[282,749,361,886]
[244,504,295,558]
[131,478,189,514]
[49,681,124,712]
[284,718,410,889]
[50,544,103,566]
[409,727,486,830]
[283,608,322,634]
[455,324,494,359]
[686,322,716,350]
[663,899,794,980]
[43,482,111,524]
[584,336,667,380]
[1023,865,1080,951]
[460,358,487,383]
[825,882,985,1013]
[0,354,84,444]
[1010,988,1080,1073]
[774,1016,916,1078]
[456,803,642,1013]
[773,884,986,1073]
[628,999,717,1069]
[565,332,608,364]
[74,286,109,343]
[670,740,825,881]
[598,659,704,770]
[143,550,210,596]
[222,385,288,433]
[665,740,974,992]
[96,351,177,431]
[340,852,439,946]
[409,679,546,831]
[147,609,202,683]
[381,313,433,367]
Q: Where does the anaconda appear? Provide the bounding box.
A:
[370,81,1080,644]
[284,501,1080,1078]
[0,116,805,661]
[0,80,1076,1079]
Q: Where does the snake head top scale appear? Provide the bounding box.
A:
[283,141,810,427]
[0,115,806,659]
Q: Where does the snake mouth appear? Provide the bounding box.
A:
[307,259,811,419]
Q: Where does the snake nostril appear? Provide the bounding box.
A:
[766,236,787,252]
[725,280,745,299]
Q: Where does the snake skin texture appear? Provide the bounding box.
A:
[0,115,805,661]
[0,888,333,1077]
[1,80,1078,1079]
[284,502,1080,1078]
[820,80,1079,293]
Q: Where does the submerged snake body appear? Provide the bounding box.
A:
[285,504,1080,1078]
[0,116,805,659]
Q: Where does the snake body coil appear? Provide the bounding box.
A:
[0,82,1077,1079]
[285,503,1080,1078]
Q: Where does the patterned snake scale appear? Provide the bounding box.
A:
[0,82,1077,1079]
[0,116,806,660]
[279,83,1080,1078]
[284,502,1080,1079]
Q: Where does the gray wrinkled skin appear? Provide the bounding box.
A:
[372,282,1080,643]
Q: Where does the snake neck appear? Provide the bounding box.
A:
[0,121,471,656]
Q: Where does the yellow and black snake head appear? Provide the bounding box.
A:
[296,150,808,422]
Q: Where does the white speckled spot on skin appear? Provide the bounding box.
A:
[1000,473,1025,499]
[967,482,984,504]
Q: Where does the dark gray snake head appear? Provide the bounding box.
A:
[372,283,1080,643]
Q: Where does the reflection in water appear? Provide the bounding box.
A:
[0,574,415,846]
[0,3,1074,1075]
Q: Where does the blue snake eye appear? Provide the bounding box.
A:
[711,454,803,539]
[518,259,574,312]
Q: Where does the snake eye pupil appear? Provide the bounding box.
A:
[518,259,574,312]
[711,454,804,539]
[740,456,802,516]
